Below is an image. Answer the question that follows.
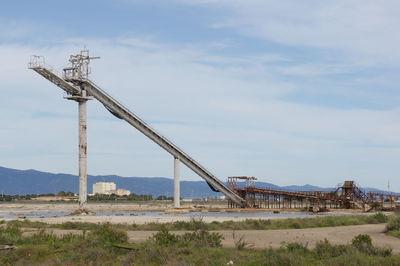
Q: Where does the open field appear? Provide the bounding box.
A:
[1,220,400,265]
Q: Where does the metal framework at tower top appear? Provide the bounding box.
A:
[63,50,100,80]
[28,50,246,208]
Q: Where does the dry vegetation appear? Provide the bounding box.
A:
[0,220,399,265]
[0,213,399,265]
[3,213,390,232]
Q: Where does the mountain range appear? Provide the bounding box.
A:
[0,166,397,198]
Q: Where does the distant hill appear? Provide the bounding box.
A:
[0,166,398,197]
[0,166,215,198]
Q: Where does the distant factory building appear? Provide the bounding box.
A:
[92,182,116,195]
[116,189,131,196]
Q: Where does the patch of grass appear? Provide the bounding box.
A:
[132,213,390,231]
[285,242,309,253]
[386,214,400,231]
[313,239,348,259]
[152,227,223,248]
[200,213,389,231]
[0,224,22,244]
[372,212,389,223]
[87,222,128,246]
[0,221,129,264]
[7,219,48,228]
[59,221,99,230]
[6,213,390,232]
[387,230,400,238]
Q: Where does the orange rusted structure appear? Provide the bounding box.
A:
[227,177,397,210]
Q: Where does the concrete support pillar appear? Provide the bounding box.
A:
[174,157,180,208]
[78,91,88,210]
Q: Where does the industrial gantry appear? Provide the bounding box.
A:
[29,50,246,210]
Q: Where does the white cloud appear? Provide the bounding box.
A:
[178,0,400,65]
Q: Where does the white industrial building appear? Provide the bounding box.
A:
[92,182,131,196]
[116,188,131,196]
[92,182,116,195]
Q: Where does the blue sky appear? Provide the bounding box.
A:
[1,0,399,192]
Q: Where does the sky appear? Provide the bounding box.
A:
[0,0,399,192]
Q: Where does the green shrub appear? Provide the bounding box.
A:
[372,213,388,223]
[387,215,400,232]
[181,230,223,248]
[351,234,372,247]
[172,218,206,231]
[152,228,223,248]
[313,239,347,258]
[351,234,392,257]
[0,225,22,244]
[152,228,178,246]
[371,202,381,208]
[285,242,309,253]
[232,231,250,250]
[60,221,97,230]
[288,220,301,229]
[87,223,128,245]
[27,229,57,246]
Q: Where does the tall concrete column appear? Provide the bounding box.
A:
[174,157,180,208]
[78,90,88,210]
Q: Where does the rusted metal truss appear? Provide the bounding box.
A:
[227,177,398,210]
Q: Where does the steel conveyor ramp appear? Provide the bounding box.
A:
[29,55,246,207]
[80,80,245,207]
